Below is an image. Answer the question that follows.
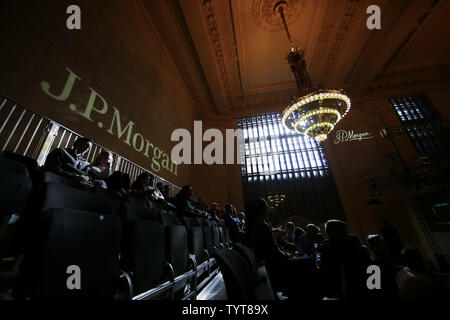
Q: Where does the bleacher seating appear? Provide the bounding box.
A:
[0,151,255,300]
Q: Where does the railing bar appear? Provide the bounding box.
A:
[0,104,17,135]
[90,145,98,163]
[14,113,35,153]
[132,270,197,301]
[56,130,66,149]
[0,98,7,112]
[24,117,43,156]
[64,132,73,148]
[3,108,26,151]
[132,165,138,182]
[132,281,174,300]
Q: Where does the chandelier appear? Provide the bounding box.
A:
[277,2,351,142]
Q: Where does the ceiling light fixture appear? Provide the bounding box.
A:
[277,1,351,142]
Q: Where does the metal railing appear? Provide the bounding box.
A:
[0,94,180,195]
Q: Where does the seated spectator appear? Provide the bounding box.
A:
[175,185,206,218]
[237,212,245,231]
[196,197,207,211]
[366,234,400,300]
[245,198,321,300]
[44,137,92,183]
[272,225,296,254]
[89,151,112,182]
[295,224,320,258]
[223,203,245,242]
[88,151,131,196]
[156,182,164,195]
[208,202,222,222]
[129,172,158,201]
[396,247,440,300]
[162,184,173,203]
[284,222,296,244]
[318,219,369,300]
[152,182,165,200]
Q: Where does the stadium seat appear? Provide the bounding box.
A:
[1,151,40,185]
[213,248,256,300]
[180,217,206,263]
[121,205,166,296]
[28,208,122,300]
[0,155,32,257]
[160,211,192,298]
[196,218,214,254]
[42,170,85,189]
[124,201,160,223]
[233,243,275,300]
[39,182,121,217]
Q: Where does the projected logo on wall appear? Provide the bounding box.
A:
[40,67,178,177]
[333,130,374,144]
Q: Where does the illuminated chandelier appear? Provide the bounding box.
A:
[277,2,351,142]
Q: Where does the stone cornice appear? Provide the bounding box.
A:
[200,0,234,107]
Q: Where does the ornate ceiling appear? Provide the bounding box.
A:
[145,0,450,119]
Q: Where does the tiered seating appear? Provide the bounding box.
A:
[0,151,230,300]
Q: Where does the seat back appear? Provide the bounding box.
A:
[30,208,122,300]
[124,201,160,223]
[0,155,32,255]
[213,248,256,300]
[180,217,206,263]
[233,243,276,300]
[159,211,188,277]
[40,182,121,216]
[121,217,166,295]
[42,170,84,189]
[0,155,32,214]
[2,151,39,184]
[233,243,258,279]
[165,224,188,277]
[195,218,214,253]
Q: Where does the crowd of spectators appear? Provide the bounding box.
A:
[44,137,175,203]
[43,137,448,300]
[243,198,448,300]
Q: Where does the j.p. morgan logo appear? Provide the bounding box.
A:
[333,130,373,144]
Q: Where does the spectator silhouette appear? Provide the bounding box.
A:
[129,172,157,201]
[318,219,369,300]
[295,224,320,258]
[245,198,321,300]
[366,234,400,299]
[223,203,245,242]
[44,137,92,183]
[381,219,404,264]
[175,185,205,218]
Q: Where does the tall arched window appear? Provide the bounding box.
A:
[237,113,345,224]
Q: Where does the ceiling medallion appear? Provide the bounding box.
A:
[252,0,305,32]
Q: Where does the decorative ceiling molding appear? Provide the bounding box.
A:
[200,0,234,106]
[366,73,450,96]
[316,0,363,86]
[251,0,306,32]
